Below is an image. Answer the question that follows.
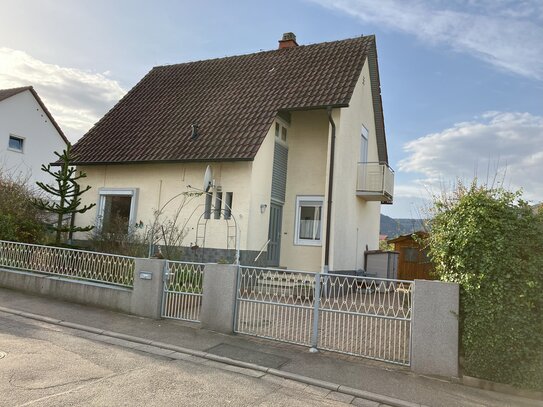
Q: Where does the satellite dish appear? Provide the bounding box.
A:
[203,165,213,192]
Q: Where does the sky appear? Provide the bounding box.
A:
[0,0,541,218]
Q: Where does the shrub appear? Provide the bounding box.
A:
[0,172,48,243]
[427,181,543,390]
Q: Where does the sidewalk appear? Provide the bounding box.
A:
[0,287,539,407]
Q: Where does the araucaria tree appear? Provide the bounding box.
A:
[33,145,95,244]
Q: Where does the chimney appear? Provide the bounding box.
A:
[278,32,298,49]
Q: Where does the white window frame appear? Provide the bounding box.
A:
[294,195,324,246]
[274,119,289,147]
[360,125,369,163]
[96,188,138,231]
[8,134,25,153]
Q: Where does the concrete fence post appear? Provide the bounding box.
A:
[200,263,238,334]
[411,279,460,378]
[130,258,166,319]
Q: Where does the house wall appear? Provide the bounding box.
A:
[75,160,255,256]
[279,110,328,272]
[327,59,381,273]
[0,90,67,186]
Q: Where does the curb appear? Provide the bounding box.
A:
[0,306,422,407]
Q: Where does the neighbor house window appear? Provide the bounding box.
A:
[8,135,24,152]
[97,189,137,233]
[295,196,323,245]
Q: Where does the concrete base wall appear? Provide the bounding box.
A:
[411,279,459,378]
[0,268,132,313]
[0,259,166,319]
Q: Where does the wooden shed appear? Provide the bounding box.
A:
[387,231,433,281]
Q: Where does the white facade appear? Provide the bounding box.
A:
[0,89,67,187]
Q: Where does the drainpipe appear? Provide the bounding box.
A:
[324,107,336,272]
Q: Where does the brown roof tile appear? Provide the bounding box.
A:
[71,35,379,164]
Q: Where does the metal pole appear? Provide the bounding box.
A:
[310,272,321,353]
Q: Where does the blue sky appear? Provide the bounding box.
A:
[1,0,542,218]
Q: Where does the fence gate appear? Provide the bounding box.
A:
[162,260,204,322]
[235,266,413,366]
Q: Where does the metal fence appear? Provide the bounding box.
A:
[236,266,316,346]
[318,273,412,365]
[162,260,204,322]
[0,240,135,287]
[235,266,413,366]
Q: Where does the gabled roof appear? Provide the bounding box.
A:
[71,35,387,165]
[0,86,69,145]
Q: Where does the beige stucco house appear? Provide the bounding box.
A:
[71,33,394,273]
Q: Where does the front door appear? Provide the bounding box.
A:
[267,203,283,267]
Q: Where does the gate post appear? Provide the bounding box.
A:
[411,279,459,378]
[130,258,166,319]
[309,272,321,352]
[200,263,238,334]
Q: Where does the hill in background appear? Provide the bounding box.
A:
[380,214,425,239]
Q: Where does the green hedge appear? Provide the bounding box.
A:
[427,183,543,391]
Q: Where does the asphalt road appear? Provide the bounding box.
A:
[0,312,358,407]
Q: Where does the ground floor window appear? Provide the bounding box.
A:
[98,189,137,233]
[295,196,323,246]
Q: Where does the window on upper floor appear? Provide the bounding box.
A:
[295,196,323,246]
[8,135,24,152]
[360,125,369,163]
[275,121,288,144]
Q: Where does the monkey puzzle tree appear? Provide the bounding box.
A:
[33,145,95,244]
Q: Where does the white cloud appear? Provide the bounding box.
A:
[0,48,126,142]
[399,111,543,202]
[310,0,543,80]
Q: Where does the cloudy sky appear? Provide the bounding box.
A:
[1,0,541,217]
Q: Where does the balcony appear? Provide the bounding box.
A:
[356,162,394,204]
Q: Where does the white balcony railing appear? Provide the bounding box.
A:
[356,162,394,203]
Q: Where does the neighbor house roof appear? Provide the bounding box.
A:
[71,35,387,165]
[0,86,69,145]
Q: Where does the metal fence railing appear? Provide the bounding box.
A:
[235,266,316,346]
[0,240,135,287]
[162,260,204,322]
[235,266,413,366]
[318,273,412,365]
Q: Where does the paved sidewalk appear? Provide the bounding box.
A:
[0,288,540,407]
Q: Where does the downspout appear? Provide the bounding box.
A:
[324,106,336,272]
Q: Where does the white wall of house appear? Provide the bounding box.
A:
[327,58,381,272]
[75,161,254,251]
[279,110,328,272]
[0,90,66,187]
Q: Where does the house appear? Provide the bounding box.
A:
[0,86,68,185]
[71,33,394,273]
[387,231,434,280]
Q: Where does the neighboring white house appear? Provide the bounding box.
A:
[0,86,68,186]
[72,33,394,273]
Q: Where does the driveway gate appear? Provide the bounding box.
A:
[162,260,204,322]
[235,266,413,366]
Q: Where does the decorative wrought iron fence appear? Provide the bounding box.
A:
[162,260,204,322]
[235,266,317,346]
[235,266,413,366]
[318,273,412,365]
[0,240,135,287]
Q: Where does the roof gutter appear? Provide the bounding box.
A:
[324,106,336,272]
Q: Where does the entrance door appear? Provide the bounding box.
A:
[267,203,283,267]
